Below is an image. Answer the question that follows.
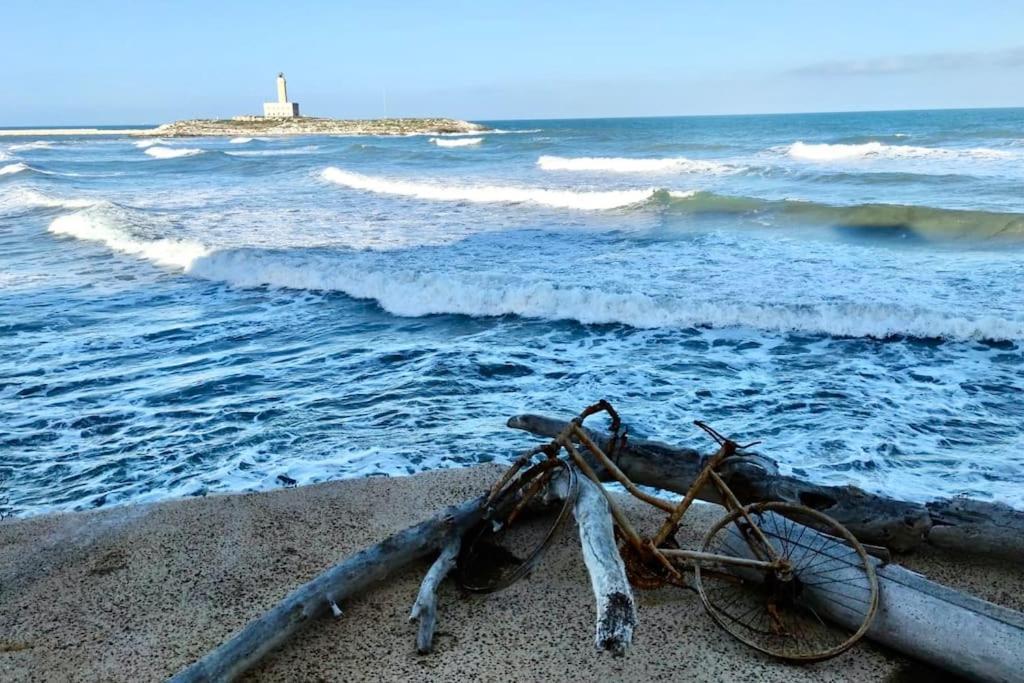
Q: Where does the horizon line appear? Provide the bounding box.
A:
[2,104,1022,129]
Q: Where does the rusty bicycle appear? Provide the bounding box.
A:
[457,401,879,662]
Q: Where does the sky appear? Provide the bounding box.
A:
[4,0,1024,125]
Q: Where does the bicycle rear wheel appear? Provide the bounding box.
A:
[693,502,878,661]
[456,457,578,593]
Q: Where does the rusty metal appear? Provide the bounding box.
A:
[475,400,879,662]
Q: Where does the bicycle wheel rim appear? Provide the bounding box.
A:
[456,458,578,594]
[693,502,878,662]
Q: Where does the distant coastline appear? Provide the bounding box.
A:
[0,117,486,138]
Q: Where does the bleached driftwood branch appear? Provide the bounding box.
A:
[574,475,636,655]
[168,496,486,683]
[507,414,1024,561]
[409,536,461,654]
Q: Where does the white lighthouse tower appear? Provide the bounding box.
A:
[263,73,300,118]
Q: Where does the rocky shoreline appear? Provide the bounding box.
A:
[0,117,486,138]
[144,117,487,138]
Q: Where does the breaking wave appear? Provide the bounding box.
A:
[229,137,253,144]
[653,190,1024,239]
[133,139,166,148]
[430,137,483,148]
[320,167,655,210]
[538,155,741,174]
[7,141,54,152]
[42,210,1024,342]
[225,145,319,157]
[0,162,29,176]
[786,141,1015,162]
[0,188,101,213]
[47,209,209,270]
[145,146,204,159]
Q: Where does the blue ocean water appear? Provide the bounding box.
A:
[1,109,1022,517]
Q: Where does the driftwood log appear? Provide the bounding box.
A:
[168,496,487,682]
[409,536,461,654]
[507,414,1024,561]
[573,475,637,655]
[171,467,634,681]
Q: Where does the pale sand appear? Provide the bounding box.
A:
[1,464,1019,682]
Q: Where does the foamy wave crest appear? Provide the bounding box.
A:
[787,141,1015,162]
[320,167,654,210]
[538,155,740,174]
[133,139,167,148]
[0,188,101,212]
[8,141,54,152]
[183,251,1024,341]
[225,145,319,157]
[48,210,209,270]
[145,146,204,159]
[0,162,29,176]
[229,137,253,144]
[430,137,483,148]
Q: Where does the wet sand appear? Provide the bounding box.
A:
[1,464,1019,682]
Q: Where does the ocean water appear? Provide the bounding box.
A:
[1,109,1022,517]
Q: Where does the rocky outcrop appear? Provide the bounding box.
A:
[139,117,487,138]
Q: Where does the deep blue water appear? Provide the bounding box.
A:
[1,109,1022,516]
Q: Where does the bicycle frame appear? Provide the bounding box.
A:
[549,400,787,579]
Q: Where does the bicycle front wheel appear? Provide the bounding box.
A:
[693,502,878,662]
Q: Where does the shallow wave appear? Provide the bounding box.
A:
[7,141,55,152]
[654,190,1024,239]
[0,162,29,176]
[133,139,167,149]
[321,167,655,210]
[538,155,740,174]
[0,188,101,212]
[430,137,483,148]
[786,141,1015,162]
[145,146,204,160]
[224,145,319,157]
[229,137,253,144]
[48,209,209,269]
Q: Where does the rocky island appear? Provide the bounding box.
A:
[145,116,486,138]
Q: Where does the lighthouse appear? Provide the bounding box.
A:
[263,73,300,118]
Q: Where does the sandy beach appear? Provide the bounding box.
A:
[1,464,1019,682]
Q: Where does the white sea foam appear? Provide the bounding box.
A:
[787,141,1015,162]
[0,162,29,176]
[145,146,204,159]
[8,141,54,152]
[321,167,655,210]
[180,251,1024,342]
[0,188,101,212]
[225,145,319,157]
[430,137,483,148]
[48,210,209,270]
[133,139,166,148]
[40,215,1024,342]
[229,137,253,144]
[538,155,740,174]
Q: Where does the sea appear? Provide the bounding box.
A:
[1,109,1022,517]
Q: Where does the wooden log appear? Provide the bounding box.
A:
[573,476,637,656]
[409,537,461,654]
[169,496,486,683]
[507,414,1024,561]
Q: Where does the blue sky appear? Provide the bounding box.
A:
[5,0,1024,124]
